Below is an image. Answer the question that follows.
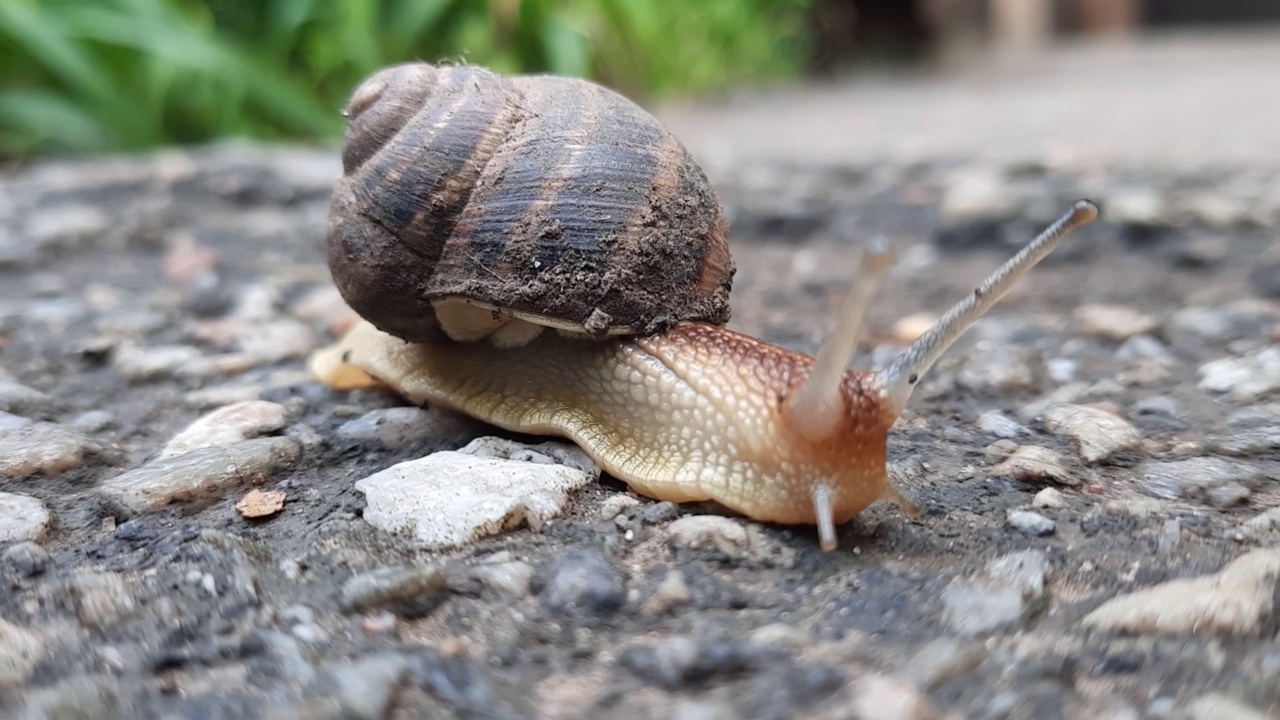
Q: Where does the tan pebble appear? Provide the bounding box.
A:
[991,446,1077,486]
[749,623,811,650]
[1081,548,1280,636]
[1044,403,1141,464]
[893,313,938,343]
[599,493,641,519]
[360,611,397,634]
[644,570,691,615]
[1032,487,1065,509]
[159,400,288,460]
[163,233,218,285]
[236,489,286,519]
[851,675,932,720]
[1074,304,1158,341]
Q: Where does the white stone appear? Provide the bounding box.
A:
[158,400,287,460]
[0,493,50,542]
[1082,548,1280,636]
[1032,487,1066,509]
[1198,347,1280,401]
[1008,509,1055,536]
[850,675,931,720]
[355,439,597,550]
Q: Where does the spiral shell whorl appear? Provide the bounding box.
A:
[327,62,734,344]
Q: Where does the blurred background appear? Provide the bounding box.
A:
[0,0,1277,159]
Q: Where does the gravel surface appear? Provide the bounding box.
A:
[2,39,1280,720]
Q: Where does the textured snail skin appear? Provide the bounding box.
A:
[313,320,922,526]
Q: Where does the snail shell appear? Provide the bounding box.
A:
[326,62,736,346]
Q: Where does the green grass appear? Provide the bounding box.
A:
[0,0,811,157]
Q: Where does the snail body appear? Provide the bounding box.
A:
[313,62,1100,551]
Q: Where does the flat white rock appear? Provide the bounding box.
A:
[356,437,598,550]
[0,492,50,542]
[1081,548,1280,636]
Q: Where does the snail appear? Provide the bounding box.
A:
[310,62,1099,552]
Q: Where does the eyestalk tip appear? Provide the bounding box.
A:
[1071,199,1099,226]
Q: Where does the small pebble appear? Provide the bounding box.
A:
[1236,507,1280,541]
[644,570,692,615]
[65,570,138,631]
[291,623,329,644]
[2,541,50,577]
[1207,426,1280,457]
[1139,457,1260,503]
[335,406,443,449]
[1197,347,1280,401]
[112,343,207,380]
[1157,519,1182,555]
[1043,403,1141,464]
[1115,335,1173,365]
[901,638,988,689]
[667,515,795,569]
[539,549,626,616]
[158,400,288,460]
[985,549,1049,599]
[942,583,1025,636]
[991,445,1076,486]
[326,653,410,720]
[1106,187,1164,225]
[468,558,536,597]
[599,493,641,519]
[0,492,51,542]
[1081,548,1280,636]
[748,623,810,649]
[939,167,1014,220]
[0,617,45,686]
[1204,482,1250,509]
[1008,509,1055,537]
[1032,487,1066,509]
[339,565,449,618]
[956,344,1035,394]
[1169,306,1236,343]
[0,423,95,479]
[355,438,596,549]
[892,313,936,343]
[68,410,115,433]
[0,380,60,418]
[459,435,598,476]
[976,410,1025,439]
[98,437,300,515]
[850,675,932,720]
[1074,304,1158,341]
[235,488,287,518]
[640,501,681,524]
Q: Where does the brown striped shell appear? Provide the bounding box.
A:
[326,62,736,346]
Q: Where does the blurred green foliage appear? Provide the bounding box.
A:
[0,0,811,156]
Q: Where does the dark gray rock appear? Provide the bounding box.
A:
[339,566,449,618]
[538,549,626,616]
